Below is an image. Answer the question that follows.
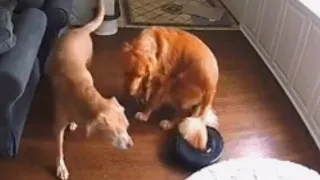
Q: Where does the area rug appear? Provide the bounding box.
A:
[119,0,239,30]
[186,158,320,180]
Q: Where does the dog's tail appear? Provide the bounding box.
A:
[178,117,208,151]
[83,0,105,32]
[193,104,219,128]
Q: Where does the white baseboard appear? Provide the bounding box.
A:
[240,24,320,150]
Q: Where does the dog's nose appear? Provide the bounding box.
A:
[126,141,133,149]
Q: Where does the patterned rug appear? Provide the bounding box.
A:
[186,158,320,180]
[118,0,239,30]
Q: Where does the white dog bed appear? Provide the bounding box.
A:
[186,157,320,180]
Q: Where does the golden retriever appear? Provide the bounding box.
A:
[47,0,133,179]
[121,26,219,150]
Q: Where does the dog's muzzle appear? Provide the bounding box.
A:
[112,132,133,150]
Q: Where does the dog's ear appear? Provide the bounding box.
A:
[86,120,99,137]
[144,53,157,73]
[86,113,108,137]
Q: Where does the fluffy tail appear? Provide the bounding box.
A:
[178,108,218,151]
[83,0,105,32]
[178,117,208,151]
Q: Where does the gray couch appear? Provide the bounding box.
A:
[0,0,73,157]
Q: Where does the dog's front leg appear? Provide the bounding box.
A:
[55,121,69,180]
[135,82,169,122]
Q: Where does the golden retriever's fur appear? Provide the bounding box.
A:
[121,27,219,150]
[178,108,219,152]
[47,1,132,179]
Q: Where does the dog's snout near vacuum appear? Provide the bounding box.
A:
[112,132,134,150]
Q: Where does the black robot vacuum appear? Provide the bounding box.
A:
[170,126,224,171]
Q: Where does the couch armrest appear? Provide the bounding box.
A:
[43,0,73,30]
[0,8,46,109]
[15,0,45,12]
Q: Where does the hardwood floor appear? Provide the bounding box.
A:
[1,28,320,180]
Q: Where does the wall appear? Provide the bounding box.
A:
[222,0,320,149]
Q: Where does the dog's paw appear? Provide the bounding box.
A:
[56,163,69,180]
[159,120,174,130]
[135,112,149,122]
[137,96,147,105]
[69,122,78,132]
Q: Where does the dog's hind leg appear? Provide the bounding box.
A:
[194,87,216,120]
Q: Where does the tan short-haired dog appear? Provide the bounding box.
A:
[47,1,133,179]
[121,27,219,150]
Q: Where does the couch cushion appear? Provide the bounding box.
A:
[0,7,16,55]
[0,8,46,157]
